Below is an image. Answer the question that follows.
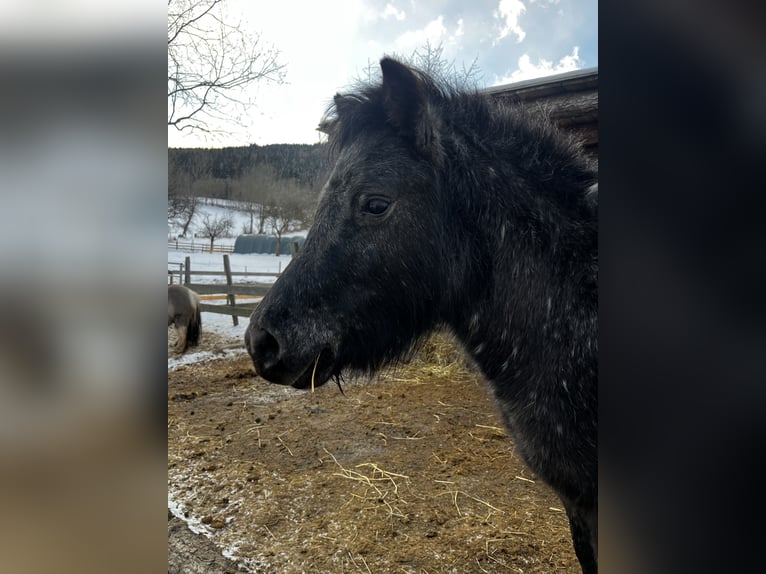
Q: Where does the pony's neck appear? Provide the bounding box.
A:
[439,105,597,386]
[447,197,597,389]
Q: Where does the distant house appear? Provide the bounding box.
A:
[484,67,598,159]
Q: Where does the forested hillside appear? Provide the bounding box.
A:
[169,143,330,200]
[168,143,332,240]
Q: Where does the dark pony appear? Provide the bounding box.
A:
[245,58,598,573]
[168,284,201,354]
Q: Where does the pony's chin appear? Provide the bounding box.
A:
[290,351,336,390]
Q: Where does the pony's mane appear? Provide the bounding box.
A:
[320,57,597,211]
[320,63,458,156]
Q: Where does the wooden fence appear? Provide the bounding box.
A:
[168,254,280,325]
[168,239,234,254]
[168,259,282,285]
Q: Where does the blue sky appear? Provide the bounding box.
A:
[168,0,597,148]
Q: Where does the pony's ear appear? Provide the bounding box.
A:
[380,58,424,133]
[380,57,443,165]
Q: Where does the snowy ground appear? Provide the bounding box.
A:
[168,199,307,284]
[167,311,249,371]
[167,250,292,284]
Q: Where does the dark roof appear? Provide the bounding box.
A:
[483,67,598,100]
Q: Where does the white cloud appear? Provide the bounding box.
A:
[394,15,447,51]
[494,46,582,84]
[455,18,464,37]
[381,3,406,21]
[495,0,526,44]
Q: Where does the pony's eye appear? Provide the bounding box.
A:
[363,197,390,216]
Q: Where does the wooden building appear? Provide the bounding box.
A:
[484,67,599,159]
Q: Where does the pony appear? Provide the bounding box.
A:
[168,284,201,354]
[245,57,598,573]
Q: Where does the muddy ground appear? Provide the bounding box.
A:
[168,327,579,573]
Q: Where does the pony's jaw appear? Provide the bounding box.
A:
[288,349,337,389]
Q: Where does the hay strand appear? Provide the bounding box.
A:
[311,352,321,393]
[322,448,410,519]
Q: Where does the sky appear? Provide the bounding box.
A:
[168,0,597,149]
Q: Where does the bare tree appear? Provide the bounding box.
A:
[168,0,287,134]
[262,182,313,256]
[354,41,482,89]
[169,150,214,236]
[407,40,482,88]
[236,200,259,234]
[168,162,200,237]
[199,213,233,252]
[168,160,190,220]
[178,197,199,237]
[233,163,280,234]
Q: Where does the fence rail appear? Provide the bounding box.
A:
[168,239,234,254]
[198,302,259,318]
[168,261,281,286]
[187,283,272,296]
[184,270,281,278]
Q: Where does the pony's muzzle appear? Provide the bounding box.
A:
[246,321,337,389]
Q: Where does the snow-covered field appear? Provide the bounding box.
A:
[168,199,307,284]
[168,198,309,245]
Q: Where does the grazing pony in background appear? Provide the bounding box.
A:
[168,284,201,354]
[245,58,598,573]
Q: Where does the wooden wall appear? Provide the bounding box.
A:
[486,69,599,159]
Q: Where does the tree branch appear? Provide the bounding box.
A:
[168,0,286,134]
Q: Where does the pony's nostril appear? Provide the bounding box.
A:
[250,327,281,371]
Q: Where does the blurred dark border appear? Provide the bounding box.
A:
[601,1,766,572]
[0,11,168,574]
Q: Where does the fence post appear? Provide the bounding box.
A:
[184,256,191,285]
[223,254,238,326]
[290,241,300,257]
